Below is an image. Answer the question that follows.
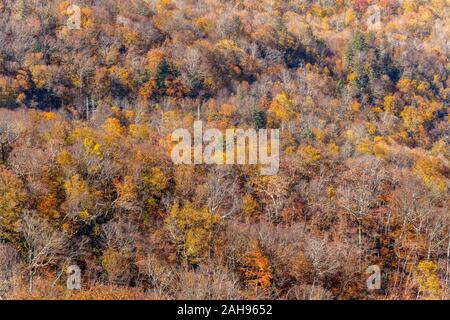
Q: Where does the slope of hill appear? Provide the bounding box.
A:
[0,0,448,300]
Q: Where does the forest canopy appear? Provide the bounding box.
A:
[0,0,448,300]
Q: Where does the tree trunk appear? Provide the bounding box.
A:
[358,219,363,271]
[28,269,34,293]
[446,239,450,287]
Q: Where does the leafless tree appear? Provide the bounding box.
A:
[254,175,291,223]
[304,237,345,284]
[101,218,138,252]
[338,157,389,267]
[0,243,19,299]
[20,211,66,293]
[284,284,333,300]
[142,254,175,299]
[0,117,20,164]
[195,168,240,219]
[174,264,242,300]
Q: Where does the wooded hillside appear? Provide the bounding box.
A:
[0,0,448,300]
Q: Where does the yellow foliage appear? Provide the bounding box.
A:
[311,127,326,141]
[58,1,71,14]
[327,185,336,199]
[81,7,93,28]
[147,49,166,75]
[144,167,168,195]
[30,65,51,88]
[123,110,135,121]
[344,9,356,26]
[64,175,88,199]
[422,102,440,121]
[417,81,429,92]
[383,95,396,114]
[83,137,102,157]
[298,145,322,162]
[165,201,220,265]
[311,4,326,17]
[347,72,357,83]
[103,117,124,139]
[400,106,421,132]
[414,157,447,193]
[285,146,295,155]
[415,261,442,300]
[397,78,416,94]
[139,80,156,101]
[79,210,90,220]
[43,119,68,143]
[122,29,139,46]
[56,150,74,167]
[373,139,390,159]
[129,123,150,140]
[305,96,314,107]
[64,174,93,220]
[115,176,137,210]
[70,126,96,143]
[414,157,447,192]
[216,39,242,53]
[327,142,340,156]
[366,122,377,135]
[195,16,213,32]
[403,0,418,13]
[356,138,373,155]
[0,169,26,234]
[42,112,57,121]
[152,9,174,33]
[350,100,361,112]
[242,194,258,217]
[156,0,172,13]
[269,92,295,122]
[108,66,130,86]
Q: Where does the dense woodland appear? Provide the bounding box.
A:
[0,0,449,300]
